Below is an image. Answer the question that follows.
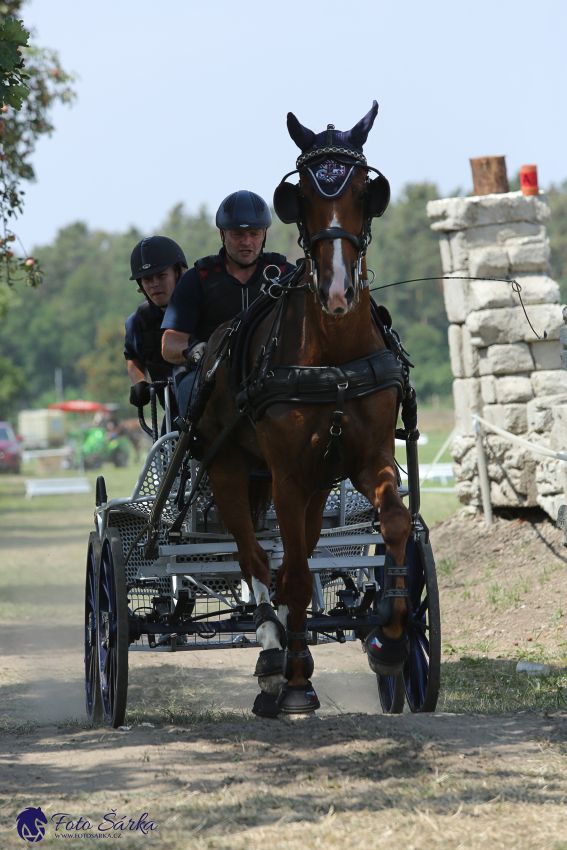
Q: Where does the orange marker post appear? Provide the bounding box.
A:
[520,165,538,195]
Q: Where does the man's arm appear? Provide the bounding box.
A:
[161,269,204,363]
[127,358,147,384]
[162,329,190,364]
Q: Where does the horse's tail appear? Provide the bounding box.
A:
[248,474,272,531]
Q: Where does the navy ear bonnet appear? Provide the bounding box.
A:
[287,101,378,199]
[275,101,390,219]
[287,100,378,158]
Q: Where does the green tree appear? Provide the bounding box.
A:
[548,180,567,302]
[77,320,132,403]
[0,183,460,410]
[367,182,449,399]
[0,352,24,417]
[0,0,75,294]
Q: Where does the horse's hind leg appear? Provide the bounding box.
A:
[206,448,286,695]
[353,452,412,675]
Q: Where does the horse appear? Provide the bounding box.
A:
[190,101,416,715]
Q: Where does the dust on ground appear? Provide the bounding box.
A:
[1,486,567,847]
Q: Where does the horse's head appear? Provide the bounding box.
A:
[298,165,368,315]
[274,101,390,317]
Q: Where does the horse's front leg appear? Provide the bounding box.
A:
[269,476,322,713]
[206,449,287,700]
[352,451,412,675]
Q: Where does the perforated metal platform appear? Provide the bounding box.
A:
[95,431,407,651]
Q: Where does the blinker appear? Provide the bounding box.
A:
[367,173,391,219]
[273,181,302,225]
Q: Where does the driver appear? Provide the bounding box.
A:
[124,235,188,412]
[161,190,295,416]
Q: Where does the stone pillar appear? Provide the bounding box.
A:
[426,191,567,517]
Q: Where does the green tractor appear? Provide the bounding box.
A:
[74,425,130,470]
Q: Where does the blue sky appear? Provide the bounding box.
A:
[16,0,567,251]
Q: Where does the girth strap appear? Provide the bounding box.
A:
[323,381,348,489]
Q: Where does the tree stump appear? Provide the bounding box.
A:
[470,156,509,196]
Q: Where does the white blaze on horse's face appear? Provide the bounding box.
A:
[321,213,353,316]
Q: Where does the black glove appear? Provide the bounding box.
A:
[129,380,151,408]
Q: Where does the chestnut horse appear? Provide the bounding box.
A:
[195,102,413,714]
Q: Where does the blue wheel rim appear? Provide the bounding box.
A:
[98,540,118,722]
[377,671,398,711]
[403,537,430,711]
[84,542,98,717]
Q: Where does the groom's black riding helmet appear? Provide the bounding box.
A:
[129,236,187,282]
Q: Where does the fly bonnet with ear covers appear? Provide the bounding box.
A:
[273,101,391,230]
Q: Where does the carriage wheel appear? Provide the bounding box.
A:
[377,670,405,714]
[85,531,103,725]
[96,527,129,727]
[402,535,441,712]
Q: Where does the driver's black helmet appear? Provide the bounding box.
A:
[215,190,272,231]
[129,236,187,281]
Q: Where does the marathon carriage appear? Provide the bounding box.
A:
[84,101,441,726]
[84,379,440,727]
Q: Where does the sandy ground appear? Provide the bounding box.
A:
[1,479,567,847]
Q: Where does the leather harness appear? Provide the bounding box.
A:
[169,267,415,537]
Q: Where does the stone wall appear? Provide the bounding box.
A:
[426,191,567,517]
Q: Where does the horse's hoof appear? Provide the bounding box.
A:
[252,690,282,718]
[365,625,410,676]
[254,648,285,677]
[277,682,320,714]
[258,672,287,695]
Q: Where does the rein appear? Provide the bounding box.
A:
[371,275,549,341]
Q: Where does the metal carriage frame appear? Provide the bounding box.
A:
[84,382,441,727]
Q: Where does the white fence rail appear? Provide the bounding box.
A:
[471,411,567,527]
[25,477,92,499]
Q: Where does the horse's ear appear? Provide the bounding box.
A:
[287,112,316,152]
[347,100,379,147]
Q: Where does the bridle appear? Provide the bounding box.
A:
[274,145,389,294]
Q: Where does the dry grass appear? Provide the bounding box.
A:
[1,711,566,849]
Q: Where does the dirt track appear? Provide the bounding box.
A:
[1,479,567,847]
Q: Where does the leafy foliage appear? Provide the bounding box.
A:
[547,180,567,302]
[3,178,567,415]
[0,0,75,289]
[0,185,453,410]
[0,14,29,110]
[77,320,134,403]
[367,183,450,399]
[0,352,25,417]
